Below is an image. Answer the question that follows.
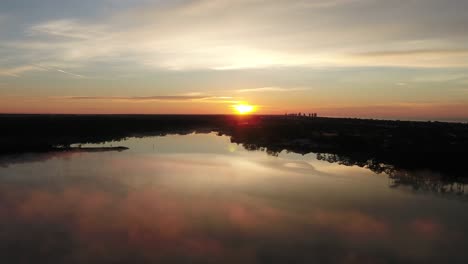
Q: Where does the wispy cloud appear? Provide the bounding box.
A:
[236,87,308,93]
[56,69,84,78]
[411,73,468,83]
[68,95,211,101]
[33,64,85,78]
[356,49,468,57]
[0,63,85,78]
[65,95,241,105]
[28,19,104,40]
[396,82,408,86]
[0,65,44,77]
[347,48,468,68]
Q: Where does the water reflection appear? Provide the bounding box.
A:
[1,134,468,263]
[314,153,468,200]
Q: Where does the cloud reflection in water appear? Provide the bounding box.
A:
[0,134,467,263]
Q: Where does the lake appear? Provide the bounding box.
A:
[0,133,467,263]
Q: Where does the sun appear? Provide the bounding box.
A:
[233,104,256,115]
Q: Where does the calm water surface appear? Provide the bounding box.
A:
[0,133,467,263]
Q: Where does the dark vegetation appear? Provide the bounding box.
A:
[1,114,468,182]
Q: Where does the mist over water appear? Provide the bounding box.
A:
[1,133,467,263]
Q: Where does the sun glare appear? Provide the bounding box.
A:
[233,104,255,115]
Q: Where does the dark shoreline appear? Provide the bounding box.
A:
[1,114,468,178]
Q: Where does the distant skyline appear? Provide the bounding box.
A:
[1,0,468,120]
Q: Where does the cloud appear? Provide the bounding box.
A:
[33,64,85,78]
[68,95,212,101]
[0,63,85,78]
[28,19,105,39]
[350,49,468,67]
[411,73,468,83]
[65,95,239,104]
[356,49,468,57]
[56,69,84,78]
[0,65,44,77]
[236,87,308,93]
[5,0,468,70]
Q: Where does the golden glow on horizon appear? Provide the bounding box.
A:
[233,104,256,115]
[1,96,467,120]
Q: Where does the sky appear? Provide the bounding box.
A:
[0,0,468,120]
